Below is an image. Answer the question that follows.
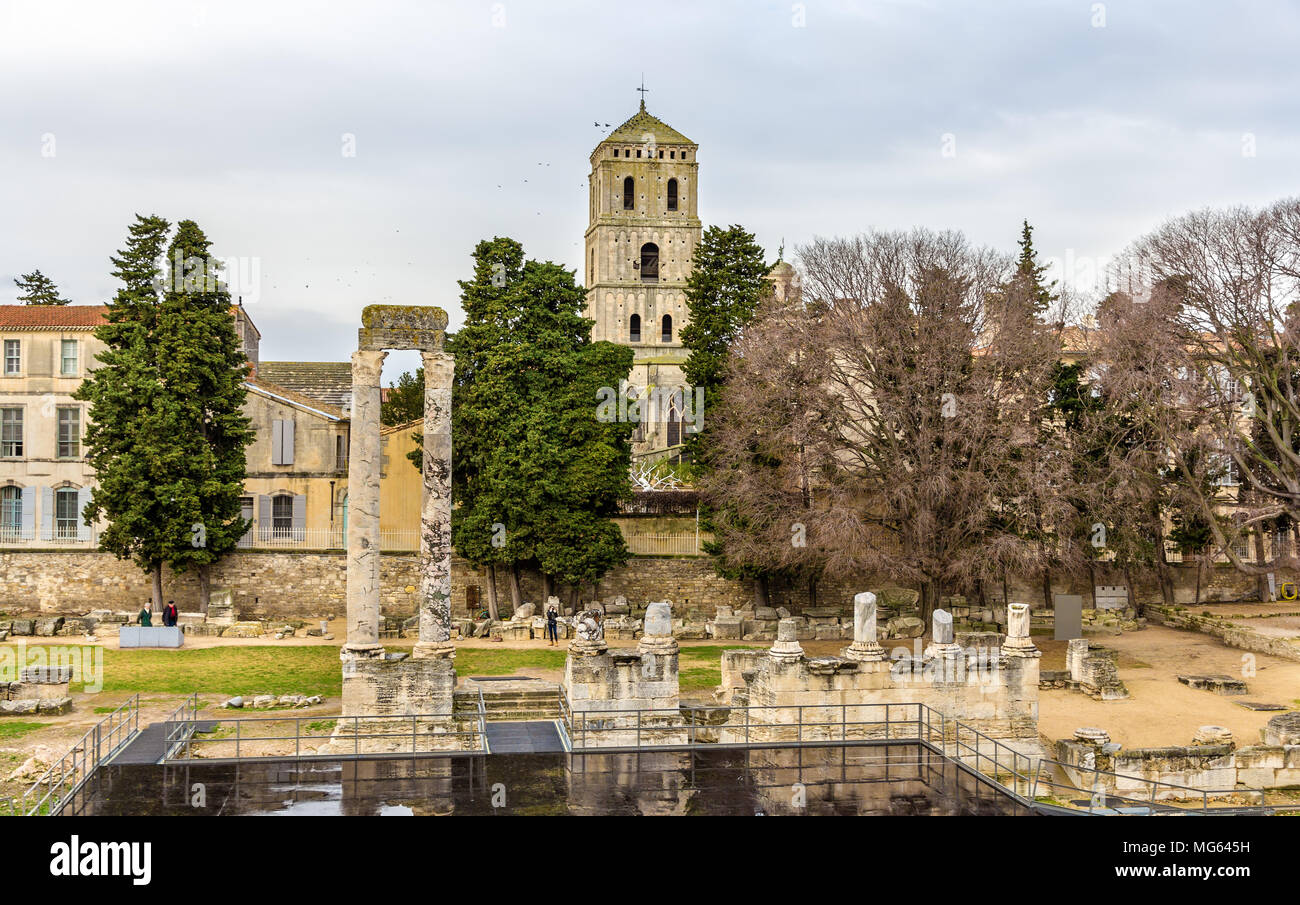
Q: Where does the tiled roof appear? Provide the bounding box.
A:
[600,102,695,148]
[245,377,346,420]
[256,361,352,408]
[0,305,108,329]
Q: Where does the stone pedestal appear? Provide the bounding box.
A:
[769,618,804,662]
[1001,603,1040,657]
[341,655,456,718]
[843,591,885,662]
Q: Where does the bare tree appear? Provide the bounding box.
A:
[784,229,1069,623]
[1120,198,1300,593]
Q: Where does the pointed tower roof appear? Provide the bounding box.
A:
[603,100,695,146]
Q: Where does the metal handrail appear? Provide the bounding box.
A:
[3,694,140,817]
[161,709,489,763]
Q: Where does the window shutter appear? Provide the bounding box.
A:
[258,494,273,540]
[20,486,35,537]
[292,494,306,541]
[283,419,295,465]
[78,486,93,541]
[40,486,53,542]
[271,419,284,465]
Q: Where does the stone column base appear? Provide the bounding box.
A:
[842,642,886,662]
[412,641,457,660]
[569,639,608,656]
[340,643,386,659]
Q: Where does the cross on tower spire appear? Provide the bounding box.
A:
[637,76,648,111]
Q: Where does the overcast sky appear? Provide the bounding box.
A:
[2,0,1298,379]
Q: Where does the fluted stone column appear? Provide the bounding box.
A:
[843,591,885,662]
[414,351,455,660]
[343,349,386,657]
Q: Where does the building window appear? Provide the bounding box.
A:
[623,176,634,210]
[681,151,688,161]
[629,314,641,343]
[55,488,80,539]
[639,243,659,282]
[636,149,641,158]
[670,150,675,159]
[57,407,80,458]
[335,433,348,471]
[0,486,20,536]
[0,408,22,457]
[667,178,678,211]
[3,340,18,375]
[272,494,294,539]
[662,314,673,343]
[60,340,78,376]
[658,149,663,158]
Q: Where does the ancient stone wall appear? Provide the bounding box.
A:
[1,549,1291,622]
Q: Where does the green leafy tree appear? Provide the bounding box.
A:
[450,238,633,617]
[382,367,425,427]
[76,216,253,611]
[14,269,71,305]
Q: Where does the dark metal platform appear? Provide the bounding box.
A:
[485,720,566,754]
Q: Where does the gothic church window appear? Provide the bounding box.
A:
[667,178,678,211]
[623,176,634,209]
[662,314,673,343]
[629,314,641,343]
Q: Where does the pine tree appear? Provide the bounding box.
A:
[75,216,252,610]
[14,269,71,305]
[1013,220,1059,316]
[450,238,633,615]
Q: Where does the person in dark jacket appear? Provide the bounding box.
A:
[162,601,179,627]
[138,603,153,627]
[545,605,559,646]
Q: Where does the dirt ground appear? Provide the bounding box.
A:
[1037,624,1300,749]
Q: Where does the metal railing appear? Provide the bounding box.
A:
[555,695,1285,815]
[622,533,705,555]
[0,694,140,817]
[162,702,488,763]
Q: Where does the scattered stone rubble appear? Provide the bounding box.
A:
[220,694,324,709]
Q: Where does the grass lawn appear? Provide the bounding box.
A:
[0,721,48,741]
[19,640,761,701]
[59,645,575,699]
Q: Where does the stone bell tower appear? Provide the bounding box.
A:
[584,99,702,458]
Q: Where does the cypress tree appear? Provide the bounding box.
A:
[76,216,252,610]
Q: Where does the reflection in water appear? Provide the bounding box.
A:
[68,744,1031,816]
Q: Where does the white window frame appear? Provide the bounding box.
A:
[60,339,79,376]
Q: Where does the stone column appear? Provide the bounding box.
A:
[843,591,885,662]
[343,349,386,657]
[769,617,804,662]
[1001,603,1040,657]
[638,601,678,656]
[414,351,455,660]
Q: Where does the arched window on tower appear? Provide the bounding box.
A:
[623,176,634,210]
[639,243,659,282]
[661,314,673,343]
[629,314,641,343]
[667,178,678,211]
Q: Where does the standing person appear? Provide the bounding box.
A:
[545,604,559,646]
[138,602,153,627]
[163,600,179,627]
